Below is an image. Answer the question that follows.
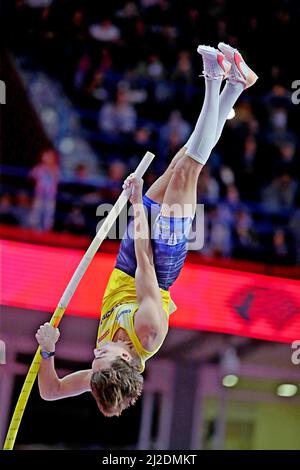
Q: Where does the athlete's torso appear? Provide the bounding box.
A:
[97,268,177,372]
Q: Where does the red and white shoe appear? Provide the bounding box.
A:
[218,42,258,89]
[197,45,231,80]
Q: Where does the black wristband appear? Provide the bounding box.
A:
[40,350,55,359]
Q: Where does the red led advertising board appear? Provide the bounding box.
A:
[1,240,300,343]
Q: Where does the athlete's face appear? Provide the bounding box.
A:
[91,341,133,372]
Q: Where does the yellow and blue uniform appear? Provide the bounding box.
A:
[97,195,192,372]
[97,268,176,372]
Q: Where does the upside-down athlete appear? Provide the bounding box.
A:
[35,43,258,416]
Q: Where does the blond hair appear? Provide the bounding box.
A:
[90,358,143,417]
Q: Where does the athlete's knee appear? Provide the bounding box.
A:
[171,163,188,187]
[169,147,187,170]
[172,156,201,185]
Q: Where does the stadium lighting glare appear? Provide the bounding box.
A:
[276,384,298,398]
[227,108,236,120]
[222,374,239,388]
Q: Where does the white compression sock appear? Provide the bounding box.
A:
[185,80,244,163]
[213,80,244,146]
[185,77,222,165]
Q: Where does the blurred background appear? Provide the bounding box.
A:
[0,0,300,450]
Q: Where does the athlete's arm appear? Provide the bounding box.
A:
[36,323,91,400]
[123,174,154,266]
[123,174,161,302]
[123,176,168,349]
[134,227,168,350]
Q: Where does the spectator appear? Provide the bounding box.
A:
[12,191,32,227]
[159,131,182,167]
[172,51,194,83]
[63,205,86,235]
[84,70,109,103]
[98,48,113,74]
[160,110,191,147]
[232,209,259,260]
[225,184,241,211]
[230,100,255,130]
[105,160,127,203]
[73,163,89,183]
[0,194,18,225]
[204,206,232,258]
[130,127,153,159]
[137,54,165,80]
[262,172,298,212]
[277,141,298,178]
[233,135,265,199]
[270,107,288,133]
[289,209,300,264]
[29,149,60,231]
[89,19,120,43]
[279,141,296,164]
[5,0,300,267]
[108,160,126,180]
[98,89,137,135]
[197,166,220,204]
[266,102,297,148]
[117,2,139,20]
[268,228,295,265]
[215,185,242,238]
[73,54,91,91]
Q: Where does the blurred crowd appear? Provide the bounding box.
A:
[1,0,300,265]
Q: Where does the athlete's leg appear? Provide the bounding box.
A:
[146,43,257,206]
[186,43,258,151]
[185,80,243,155]
[213,43,258,145]
[145,147,186,204]
[161,46,230,217]
[152,45,258,291]
[213,81,244,144]
[145,46,230,206]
